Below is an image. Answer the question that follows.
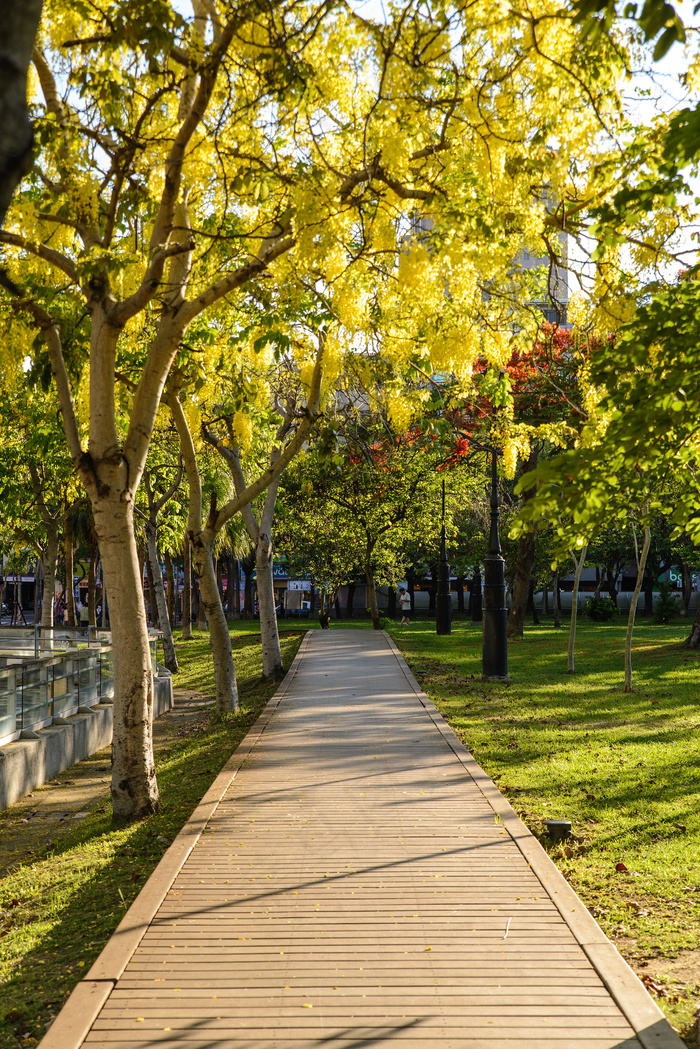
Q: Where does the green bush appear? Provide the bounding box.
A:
[654,581,681,623]
[583,595,618,621]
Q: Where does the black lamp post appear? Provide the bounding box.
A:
[436,479,452,635]
[482,379,511,682]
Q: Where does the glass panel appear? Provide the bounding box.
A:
[21,664,49,726]
[51,658,77,717]
[0,670,17,739]
[78,653,98,706]
[99,649,114,699]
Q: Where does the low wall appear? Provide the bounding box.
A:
[0,673,173,812]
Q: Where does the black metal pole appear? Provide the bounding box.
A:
[482,421,511,681]
[436,479,452,635]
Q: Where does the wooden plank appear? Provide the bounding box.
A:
[44,630,679,1049]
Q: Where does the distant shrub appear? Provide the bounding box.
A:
[378,616,392,630]
[583,595,618,621]
[654,582,681,624]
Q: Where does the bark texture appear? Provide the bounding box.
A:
[191,530,239,711]
[93,496,159,819]
[0,0,43,225]
[40,525,59,630]
[507,530,535,639]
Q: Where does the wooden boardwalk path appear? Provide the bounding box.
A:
[42,630,683,1049]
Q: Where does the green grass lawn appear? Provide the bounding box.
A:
[390,616,700,1044]
[0,626,304,1049]
[3,614,699,1045]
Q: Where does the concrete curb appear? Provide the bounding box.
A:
[38,631,312,1049]
[0,675,173,812]
[382,630,685,1049]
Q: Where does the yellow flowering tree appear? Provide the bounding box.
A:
[0,0,637,818]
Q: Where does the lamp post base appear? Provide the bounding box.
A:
[481,673,513,684]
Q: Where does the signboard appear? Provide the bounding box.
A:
[287,580,311,591]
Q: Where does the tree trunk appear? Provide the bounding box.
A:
[244,568,254,615]
[144,545,156,627]
[507,529,536,639]
[365,564,381,630]
[33,556,40,626]
[346,581,355,618]
[88,536,98,628]
[256,529,283,681]
[593,567,606,599]
[387,587,397,618]
[529,579,540,625]
[643,569,654,617]
[225,553,233,622]
[232,558,240,619]
[41,524,59,630]
[64,510,76,628]
[191,531,238,713]
[92,498,159,820]
[146,524,179,674]
[553,571,561,628]
[428,565,437,613]
[684,597,700,647]
[182,538,193,640]
[625,527,651,692]
[196,568,207,630]
[567,544,587,673]
[165,551,175,625]
[101,569,107,629]
[605,565,619,606]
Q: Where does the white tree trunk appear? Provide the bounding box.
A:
[146,523,179,673]
[41,525,59,630]
[256,530,283,680]
[191,531,238,714]
[93,497,159,819]
[625,525,651,693]
[567,543,587,673]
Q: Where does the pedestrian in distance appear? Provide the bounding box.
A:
[399,587,411,626]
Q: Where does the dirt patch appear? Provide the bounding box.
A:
[642,948,700,988]
[0,689,214,876]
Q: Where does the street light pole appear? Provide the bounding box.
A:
[436,479,452,635]
[482,382,511,682]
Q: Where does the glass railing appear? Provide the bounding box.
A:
[0,631,162,747]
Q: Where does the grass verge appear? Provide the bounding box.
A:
[390,616,700,1046]
[0,626,305,1049]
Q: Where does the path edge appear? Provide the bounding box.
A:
[383,630,685,1049]
[37,629,313,1049]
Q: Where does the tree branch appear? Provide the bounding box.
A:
[0,230,78,282]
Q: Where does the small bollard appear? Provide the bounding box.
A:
[544,819,572,842]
